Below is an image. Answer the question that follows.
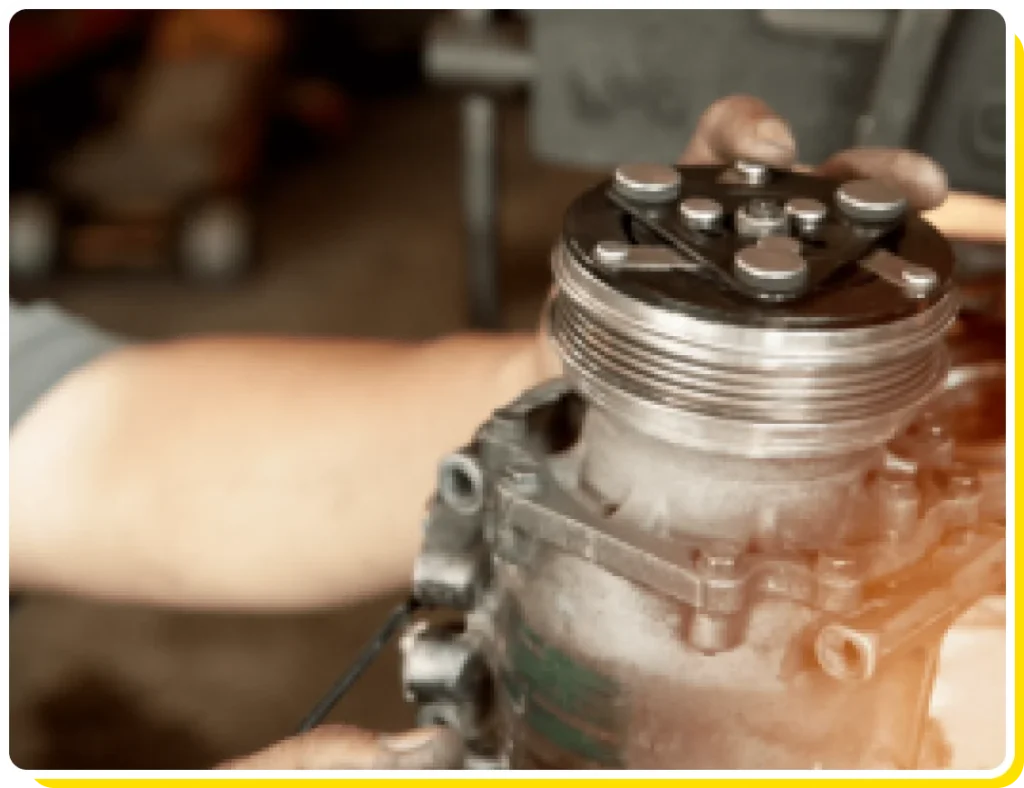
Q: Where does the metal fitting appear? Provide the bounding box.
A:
[734,160,770,186]
[679,196,724,231]
[815,552,863,613]
[785,196,828,236]
[613,163,682,203]
[401,624,490,705]
[735,198,789,239]
[836,179,907,223]
[815,623,877,682]
[439,450,486,516]
[592,241,687,273]
[878,470,920,543]
[734,244,808,294]
[685,610,745,654]
[860,249,939,300]
[413,549,490,610]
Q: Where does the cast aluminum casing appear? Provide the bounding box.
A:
[401,162,1005,770]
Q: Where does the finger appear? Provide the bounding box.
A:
[922,191,1005,244]
[679,94,797,167]
[816,148,948,210]
[218,725,464,770]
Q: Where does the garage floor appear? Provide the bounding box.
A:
[10,91,600,769]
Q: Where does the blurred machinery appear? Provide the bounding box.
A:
[425,10,1006,328]
[10,11,283,285]
[400,160,1006,769]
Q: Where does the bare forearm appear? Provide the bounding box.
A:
[10,333,544,609]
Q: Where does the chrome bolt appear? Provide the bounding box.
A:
[613,163,682,203]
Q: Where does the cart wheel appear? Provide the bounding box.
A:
[10,194,60,281]
[179,197,253,285]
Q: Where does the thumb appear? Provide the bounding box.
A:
[218,725,464,770]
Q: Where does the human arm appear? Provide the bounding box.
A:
[10,329,544,609]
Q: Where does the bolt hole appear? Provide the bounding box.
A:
[840,639,865,678]
[439,454,484,515]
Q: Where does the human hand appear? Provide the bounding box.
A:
[678,94,1004,242]
[218,725,463,770]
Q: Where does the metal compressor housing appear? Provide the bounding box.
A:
[403,163,1003,771]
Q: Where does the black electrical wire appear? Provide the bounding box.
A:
[296,595,421,734]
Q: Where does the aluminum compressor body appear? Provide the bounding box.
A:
[401,161,1005,770]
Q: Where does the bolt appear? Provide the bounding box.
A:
[592,240,630,269]
[836,179,907,222]
[860,249,940,301]
[734,245,808,293]
[899,261,939,299]
[734,160,770,186]
[785,197,828,236]
[679,196,723,231]
[735,198,788,238]
[592,242,685,273]
[879,470,920,542]
[613,163,682,203]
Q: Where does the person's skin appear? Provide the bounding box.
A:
[218,725,465,770]
[9,95,1007,768]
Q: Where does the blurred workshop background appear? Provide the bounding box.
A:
[9,9,1007,768]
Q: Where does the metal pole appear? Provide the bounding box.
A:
[462,91,500,329]
[458,9,500,329]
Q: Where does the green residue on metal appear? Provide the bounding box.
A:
[505,606,624,766]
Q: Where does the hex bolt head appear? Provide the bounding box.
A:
[836,179,908,222]
[613,163,682,203]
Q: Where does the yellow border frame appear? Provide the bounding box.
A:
[27,31,1024,788]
